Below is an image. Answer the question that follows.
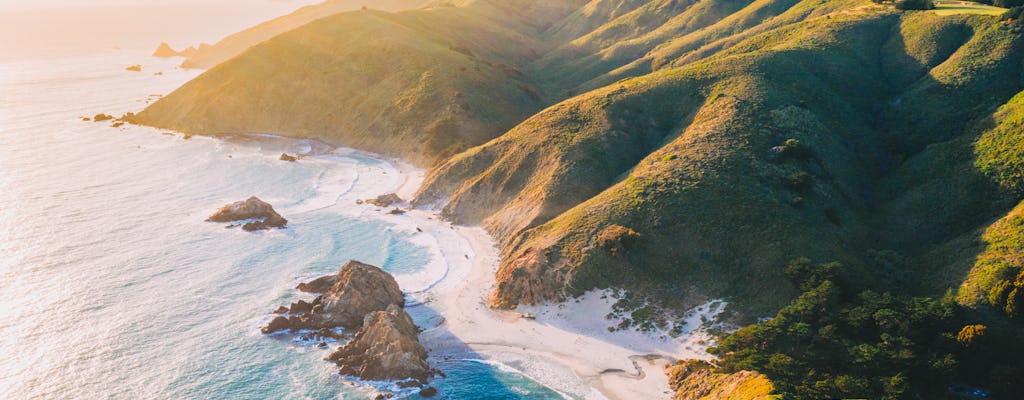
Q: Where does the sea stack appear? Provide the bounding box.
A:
[207,196,287,231]
[326,304,431,383]
[152,42,180,58]
[262,260,432,384]
[262,260,404,332]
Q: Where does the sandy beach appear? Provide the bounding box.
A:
[327,156,726,400]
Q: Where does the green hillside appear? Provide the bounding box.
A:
[177,0,433,69]
[135,0,1024,397]
[135,1,586,165]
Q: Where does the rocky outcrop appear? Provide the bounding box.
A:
[326,304,431,383]
[207,196,287,231]
[367,193,403,207]
[262,260,433,385]
[279,153,297,162]
[666,360,775,400]
[262,260,404,333]
[152,42,181,58]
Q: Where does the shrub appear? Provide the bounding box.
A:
[957,324,988,348]
[784,172,813,193]
[894,0,935,10]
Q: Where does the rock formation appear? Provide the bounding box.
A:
[262,260,404,333]
[207,196,287,231]
[125,64,142,72]
[279,153,297,162]
[262,260,433,385]
[367,193,402,207]
[152,42,181,58]
[326,304,431,383]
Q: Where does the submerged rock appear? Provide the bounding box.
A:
[326,304,431,383]
[418,386,438,397]
[207,196,287,230]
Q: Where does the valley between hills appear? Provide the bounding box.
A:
[132,0,1024,398]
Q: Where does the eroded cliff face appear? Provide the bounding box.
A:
[326,304,432,383]
[666,360,776,400]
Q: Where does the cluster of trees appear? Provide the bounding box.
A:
[710,258,1024,399]
[1001,5,1024,21]
[871,0,935,10]
[979,0,1024,8]
[987,267,1024,317]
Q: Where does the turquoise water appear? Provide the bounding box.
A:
[0,52,565,399]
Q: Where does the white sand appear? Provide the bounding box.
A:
[296,148,727,399]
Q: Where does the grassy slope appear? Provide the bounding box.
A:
[419,6,1024,318]
[179,0,433,69]
[135,1,586,166]
[424,9,902,314]
[139,0,1024,331]
[933,0,1007,16]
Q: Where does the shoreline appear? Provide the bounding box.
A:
[345,155,725,400]
[198,132,722,399]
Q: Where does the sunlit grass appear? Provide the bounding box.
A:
[933,0,1007,16]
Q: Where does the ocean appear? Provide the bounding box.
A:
[0,50,566,399]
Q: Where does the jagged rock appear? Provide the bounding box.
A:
[207,196,287,230]
[93,113,114,122]
[396,379,421,388]
[296,274,339,293]
[280,153,297,162]
[367,193,402,207]
[152,42,181,58]
[262,316,291,334]
[314,260,404,329]
[273,306,289,314]
[389,208,406,215]
[419,387,438,397]
[125,64,142,72]
[290,300,314,314]
[326,304,431,383]
[262,260,404,332]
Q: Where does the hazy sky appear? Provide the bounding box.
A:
[0,0,311,10]
[0,0,322,60]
